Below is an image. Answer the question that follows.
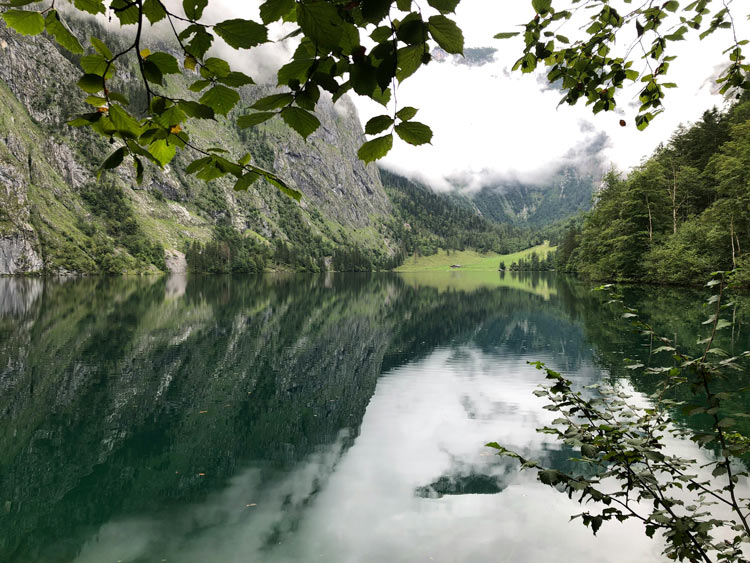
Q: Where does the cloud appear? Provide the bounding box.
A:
[351,1,750,191]
[76,1,749,192]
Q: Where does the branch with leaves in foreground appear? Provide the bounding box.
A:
[1,0,747,198]
[488,273,750,562]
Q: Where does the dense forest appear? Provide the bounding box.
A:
[381,169,542,258]
[557,93,750,286]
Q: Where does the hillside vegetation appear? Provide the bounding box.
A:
[557,94,750,286]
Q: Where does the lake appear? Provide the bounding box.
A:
[1,272,748,562]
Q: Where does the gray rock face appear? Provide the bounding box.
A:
[0,233,43,274]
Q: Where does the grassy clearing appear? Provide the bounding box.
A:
[395,242,555,272]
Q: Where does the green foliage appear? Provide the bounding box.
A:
[381,169,541,258]
[560,98,750,285]
[489,277,750,562]
[81,181,165,271]
[508,250,555,271]
[185,224,269,273]
[502,1,749,130]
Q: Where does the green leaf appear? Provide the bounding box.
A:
[185,156,212,174]
[149,139,177,166]
[365,114,393,135]
[142,60,163,85]
[581,444,598,458]
[110,0,139,25]
[143,0,167,23]
[201,57,231,78]
[199,85,240,116]
[81,54,114,78]
[251,93,294,111]
[90,36,112,58]
[183,0,208,20]
[218,71,255,87]
[532,0,552,14]
[280,106,320,140]
[178,100,215,119]
[297,1,344,50]
[2,10,45,36]
[278,58,315,85]
[361,0,391,24]
[260,0,295,24]
[370,86,391,107]
[77,73,105,94]
[181,24,213,58]
[109,104,142,138]
[44,10,83,54]
[188,79,212,92]
[99,146,127,172]
[234,172,262,191]
[395,121,433,145]
[428,15,463,55]
[84,95,107,107]
[538,469,560,485]
[371,26,392,43]
[74,0,105,15]
[265,173,302,201]
[134,156,144,184]
[396,44,423,81]
[214,18,268,49]
[146,52,180,75]
[357,134,393,163]
[396,106,418,121]
[67,112,103,127]
[426,0,459,13]
[237,112,276,128]
[494,32,520,39]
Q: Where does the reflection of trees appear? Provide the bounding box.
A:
[562,281,750,440]
[4,273,726,560]
[0,275,397,561]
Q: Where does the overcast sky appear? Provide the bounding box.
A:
[354,1,749,190]
[160,0,748,191]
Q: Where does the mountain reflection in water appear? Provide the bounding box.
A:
[2,272,745,562]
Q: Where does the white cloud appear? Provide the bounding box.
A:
[90,0,749,191]
[352,1,750,191]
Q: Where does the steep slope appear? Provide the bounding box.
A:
[0,19,394,274]
[470,166,596,227]
[381,169,540,255]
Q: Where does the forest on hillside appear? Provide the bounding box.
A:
[381,170,542,257]
[557,93,750,286]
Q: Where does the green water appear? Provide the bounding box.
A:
[1,272,748,562]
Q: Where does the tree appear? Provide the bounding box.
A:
[1,0,748,199]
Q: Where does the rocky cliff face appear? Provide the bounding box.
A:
[0,20,393,274]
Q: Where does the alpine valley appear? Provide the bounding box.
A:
[0,19,595,275]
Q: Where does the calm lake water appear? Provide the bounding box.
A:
[1,272,749,562]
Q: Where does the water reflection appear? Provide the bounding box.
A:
[1,272,746,562]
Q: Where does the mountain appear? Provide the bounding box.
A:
[0,18,589,276]
[0,18,396,275]
[468,166,597,227]
[380,169,541,255]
